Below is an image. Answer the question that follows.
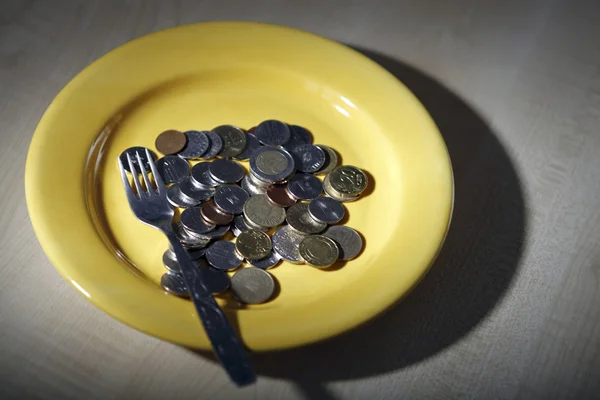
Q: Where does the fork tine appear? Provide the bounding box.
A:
[146,148,166,194]
[118,157,137,200]
[126,153,144,196]
[136,151,153,195]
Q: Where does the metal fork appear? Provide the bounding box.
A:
[118,149,255,386]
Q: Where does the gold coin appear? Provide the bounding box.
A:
[328,165,368,195]
[243,194,286,228]
[235,230,272,261]
[298,235,339,268]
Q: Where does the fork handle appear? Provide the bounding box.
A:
[164,229,256,386]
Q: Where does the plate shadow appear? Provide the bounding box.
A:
[190,46,526,397]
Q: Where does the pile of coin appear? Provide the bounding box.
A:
[120,120,368,305]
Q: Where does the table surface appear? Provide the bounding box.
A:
[2,1,600,399]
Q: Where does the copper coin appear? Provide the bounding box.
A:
[200,201,234,225]
[266,184,296,207]
[155,129,187,155]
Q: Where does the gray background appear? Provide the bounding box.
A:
[1,0,600,399]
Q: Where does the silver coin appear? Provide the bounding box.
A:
[248,251,281,269]
[167,184,201,208]
[272,225,305,264]
[231,268,275,304]
[209,159,245,183]
[233,132,261,161]
[315,145,339,175]
[166,244,207,260]
[120,147,157,173]
[250,146,295,183]
[179,177,215,202]
[213,125,247,158]
[193,224,230,240]
[286,202,327,235]
[178,130,210,159]
[308,197,345,224]
[214,184,249,214]
[290,144,326,173]
[161,273,189,297]
[162,249,180,273]
[243,194,286,228]
[197,259,231,294]
[232,214,249,236]
[206,240,243,271]
[173,221,211,248]
[201,130,224,159]
[155,156,190,184]
[241,175,268,196]
[327,165,368,196]
[283,125,312,150]
[323,174,360,203]
[187,246,207,260]
[286,173,323,200]
[255,120,291,146]
[191,162,220,188]
[180,207,216,234]
[247,169,272,187]
[322,225,363,260]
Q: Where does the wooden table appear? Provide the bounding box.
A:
[2,1,599,398]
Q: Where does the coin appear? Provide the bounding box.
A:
[255,119,291,146]
[248,251,281,269]
[286,173,323,200]
[191,162,220,188]
[289,144,326,173]
[155,129,187,155]
[299,235,339,268]
[179,177,215,202]
[243,194,286,228]
[167,184,201,208]
[250,146,295,183]
[209,159,245,183]
[206,240,243,271]
[282,125,312,150]
[241,175,268,196]
[315,145,338,175]
[328,165,368,195]
[272,225,305,264]
[247,126,257,134]
[200,130,224,160]
[231,268,275,304]
[162,249,180,273]
[119,147,157,173]
[233,132,261,161]
[173,221,211,248]
[214,184,249,214]
[161,273,189,297]
[286,202,327,235]
[201,201,234,225]
[213,125,247,158]
[186,247,207,260]
[197,259,231,294]
[247,169,273,187]
[177,130,210,159]
[308,197,345,224]
[155,156,190,184]
[180,207,216,234]
[190,224,231,240]
[322,225,363,260]
[323,174,359,202]
[266,184,296,207]
[235,230,272,261]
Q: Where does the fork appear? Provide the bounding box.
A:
[118,149,255,386]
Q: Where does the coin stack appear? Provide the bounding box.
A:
[120,120,368,305]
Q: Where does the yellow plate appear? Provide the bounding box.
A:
[25,22,453,351]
